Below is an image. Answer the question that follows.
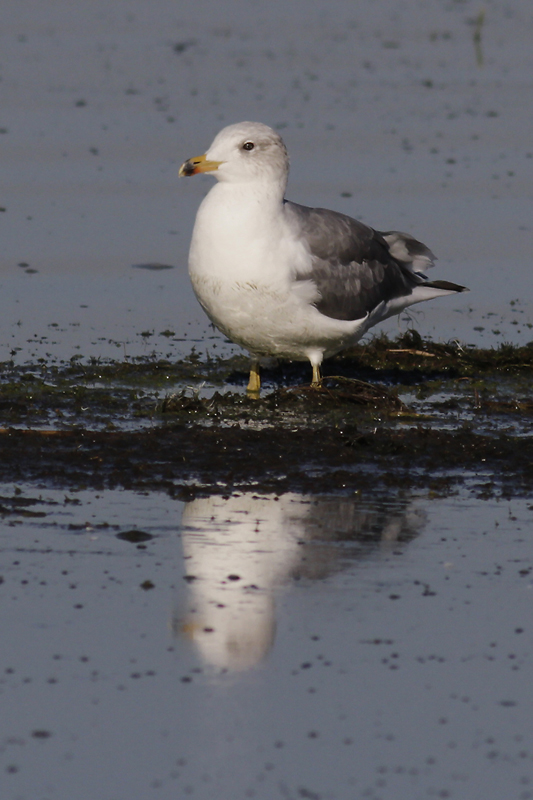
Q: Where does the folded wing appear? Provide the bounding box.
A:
[285,201,466,322]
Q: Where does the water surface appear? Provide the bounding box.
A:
[2,0,532,364]
[1,485,532,799]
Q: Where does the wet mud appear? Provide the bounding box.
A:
[1,333,532,498]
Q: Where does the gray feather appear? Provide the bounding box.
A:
[285,201,465,322]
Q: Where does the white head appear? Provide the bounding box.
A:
[179,121,289,191]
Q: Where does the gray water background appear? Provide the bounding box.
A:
[1,0,532,364]
[1,486,533,799]
[1,2,533,799]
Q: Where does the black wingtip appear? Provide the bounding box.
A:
[426,280,469,293]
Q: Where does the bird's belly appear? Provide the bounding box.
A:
[191,273,301,356]
[188,223,318,358]
[190,273,365,360]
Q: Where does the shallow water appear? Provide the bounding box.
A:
[1,485,533,799]
[2,0,533,364]
[2,2,533,798]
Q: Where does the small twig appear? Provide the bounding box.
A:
[387,349,436,357]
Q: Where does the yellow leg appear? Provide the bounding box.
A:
[311,364,322,387]
[247,361,261,393]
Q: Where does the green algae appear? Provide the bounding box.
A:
[0,332,532,432]
[1,332,532,499]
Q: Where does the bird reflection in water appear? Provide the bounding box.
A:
[174,493,425,672]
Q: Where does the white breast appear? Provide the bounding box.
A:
[187,182,368,361]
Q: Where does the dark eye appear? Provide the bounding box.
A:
[242,141,254,151]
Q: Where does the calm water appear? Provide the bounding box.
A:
[1,485,533,799]
[1,0,532,364]
[2,2,533,798]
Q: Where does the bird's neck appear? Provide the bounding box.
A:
[196,180,286,240]
[209,178,286,214]
[190,180,291,283]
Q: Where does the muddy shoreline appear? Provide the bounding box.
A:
[1,334,532,498]
[2,422,533,498]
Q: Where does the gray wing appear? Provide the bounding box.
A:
[285,201,452,322]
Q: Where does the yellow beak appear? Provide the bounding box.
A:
[179,153,222,177]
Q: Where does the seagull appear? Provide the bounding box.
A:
[179,121,467,393]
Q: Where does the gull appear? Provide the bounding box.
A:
[179,121,467,393]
